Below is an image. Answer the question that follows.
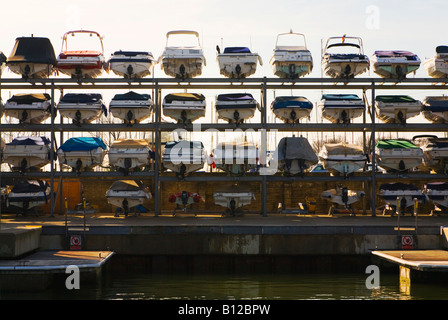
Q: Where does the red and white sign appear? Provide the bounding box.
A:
[70,235,82,250]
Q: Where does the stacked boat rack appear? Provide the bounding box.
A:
[1,76,448,217]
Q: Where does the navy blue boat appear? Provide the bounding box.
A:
[422,96,448,123]
[215,93,260,124]
[271,96,313,124]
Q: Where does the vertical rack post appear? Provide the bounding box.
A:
[371,81,376,217]
[154,80,160,216]
[50,81,55,218]
[261,77,267,216]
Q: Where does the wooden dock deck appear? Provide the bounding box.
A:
[372,250,448,272]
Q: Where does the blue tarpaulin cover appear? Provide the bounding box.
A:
[321,94,361,101]
[217,93,254,101]
[112,91,151,101]
[60,93,103,104]
[59,137,107,152]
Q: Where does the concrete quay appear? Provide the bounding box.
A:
[1,212,447,257]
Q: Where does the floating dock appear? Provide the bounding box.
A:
[0,250,114,291]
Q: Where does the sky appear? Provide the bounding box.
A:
[1,0,447,149]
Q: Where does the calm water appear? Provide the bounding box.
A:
[2,272,448,300]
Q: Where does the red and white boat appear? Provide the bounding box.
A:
[57,30,106,79]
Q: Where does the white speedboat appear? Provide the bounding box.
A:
[321,35,369,79]
[424,46,448,78]
[270,96,313,124]
[379,182,426,214]
[109,91,154,125]
[108,139,153,173]
[6,36,57,79]
[162,140,208,178]
[375,139,423,172]
[375,95,422,125]
[319,94,364,124]
[57,93,106,125]
[211,141,259,175]
[424,182,448,214]
[4,93,53,124]
[215,93,260,124]
[106,180,151,216]
[162,92,206,125]
[271,136,318,175]
[321,185,365,215]
[413,135,448,174]
[57,137,107,173]
[217,46,262,78]
[2,136,51,172]
[270,31,313,79]
[158,30,206,79]
[7,180,52,215]
[319,143,367,176]
[213,184,255,216]
[371,50,421,80]
[421,96,448,123]
[107,50,155,78]
[57,30,106,79]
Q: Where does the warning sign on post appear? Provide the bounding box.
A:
[70,235,82,250]
[401,235,414,250]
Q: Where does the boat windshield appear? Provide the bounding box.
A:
[62,31,104,53]
[275,32,307,50]
[324,37,364,55]
[166,31,201,48]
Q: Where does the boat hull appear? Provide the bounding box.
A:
[57,56,105,78]
[213,191,255,213]
[272,107,311,124]
[321,106,364,124]
[424,57,448,78]
[375,100,422,124]
[57,104,104,124]
[271,51,313,79]
[371,53,421,79]
[321,58,369,79]
[106,191,150,209]
[7,62,55,79]
[321,188,365,206]
[7,190,51,210]
[108,52,155,78]
[4,107,51,124]
[375,148,423,172]
[57,148,106,171]
[160,56,204,79]
[217,53,260,78]
[2,145,50,170]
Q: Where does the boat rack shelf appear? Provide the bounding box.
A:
[1,77,447,217]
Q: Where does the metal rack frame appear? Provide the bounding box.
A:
[1,77,447,217]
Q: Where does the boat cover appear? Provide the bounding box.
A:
[276,137,318,162]
[423,97,448,111]
[426,137,448,149]
[60,93,103,104]
[436,46,448,54]
[111,50,153,57]
[374,50,417,58]
[379,182,419,191]
[214,184,252,194]
[59,137,107,152]
[323,143,364,156]
[327,53,367,60]
[112,91,151,101]
[109,180,145,192]
[321,94,361,101]
[111,139,150,148]
[376,139,419,149]
[7,37,56,64]
[425,182,448,191]
[375,95,417,103]
[0,52,6,63]
[10,180,49,193]
[7,93,51,104]
[271,96,313,110]
[223,47,251,54]
[164,93,205,103]
[7,136,50,146]
[217,93,254,101]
